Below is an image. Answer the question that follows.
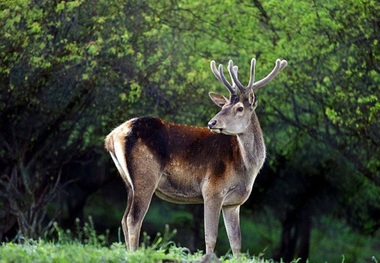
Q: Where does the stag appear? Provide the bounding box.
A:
[104,58,287,260]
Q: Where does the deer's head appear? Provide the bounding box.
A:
[208,58,287,135]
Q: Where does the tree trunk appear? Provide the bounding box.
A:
[0,163,61,240]
[298,212,311,262]
[189,205,204,251]
[275,209,312,263]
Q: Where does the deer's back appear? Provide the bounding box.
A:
[123,117,240,167]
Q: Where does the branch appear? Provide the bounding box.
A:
[269,104,380,187]
[251,0,280,45]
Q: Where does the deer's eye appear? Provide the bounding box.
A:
[237,106,244,112]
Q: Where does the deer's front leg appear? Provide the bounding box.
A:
[222,205,241,256]
[203,194,223,256]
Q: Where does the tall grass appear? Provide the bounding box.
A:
[0,218,276,263]
[1,217,377,263]
[0,240,284,263]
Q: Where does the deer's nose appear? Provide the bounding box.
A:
[208,120,217,129]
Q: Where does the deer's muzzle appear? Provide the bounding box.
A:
[208,120,217,129]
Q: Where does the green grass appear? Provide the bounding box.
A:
[0,239,291,263]
[0,241,196,263]
[1,217,378,263]
[0,219,281,263]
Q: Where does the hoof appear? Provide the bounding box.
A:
[198,253,220,263]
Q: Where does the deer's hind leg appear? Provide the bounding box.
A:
[123,145,162,250]
[124,184,156,251]
[121,189,133,249]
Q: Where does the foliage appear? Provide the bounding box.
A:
[270,0,380,184]
[0,0,210,239]
[0,0,127,239]
[310,217,380,263]
[258,0,380,241]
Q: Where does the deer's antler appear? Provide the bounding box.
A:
[211,58,287,95]
[210,60,236,97]
[248,58,287,90]
[228,61,245,93]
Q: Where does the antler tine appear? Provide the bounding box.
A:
[233,66,238,75]
[247,58,256,89]
[231,66,238,87]
[251,59,288,90]
[218,64,236,95]
[210,60,222,82]
[210,60,236,96]
[228,60,245,93]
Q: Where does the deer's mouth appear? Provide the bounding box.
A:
[209,128,223,134]
[209,127,239,136]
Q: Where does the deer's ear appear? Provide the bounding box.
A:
[209,92,228,107]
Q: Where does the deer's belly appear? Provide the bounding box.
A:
[155,172,204,204]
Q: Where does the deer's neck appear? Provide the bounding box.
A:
[236,112,266,172]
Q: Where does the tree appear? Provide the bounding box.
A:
[0,0,143,239]
[252,0,380,260]
[0,0,220,240]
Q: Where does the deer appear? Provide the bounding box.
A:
[104,57,287,260]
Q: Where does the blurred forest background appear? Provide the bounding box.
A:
[0,0,379,262]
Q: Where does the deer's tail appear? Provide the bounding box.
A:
[104,126,135,193]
